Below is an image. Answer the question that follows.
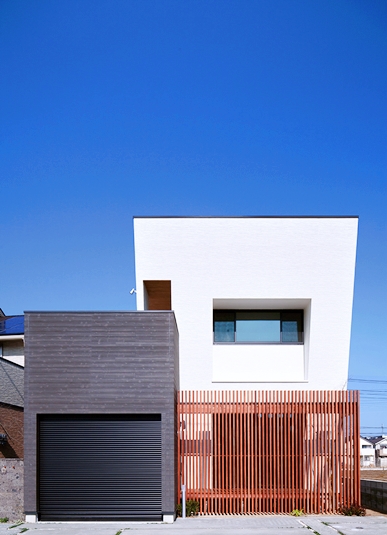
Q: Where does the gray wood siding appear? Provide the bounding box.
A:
[24,311,179,517]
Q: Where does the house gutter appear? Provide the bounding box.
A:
[0,335,24,342]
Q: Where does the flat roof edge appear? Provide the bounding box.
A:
[24,310,176,314]
[133,215,359,219]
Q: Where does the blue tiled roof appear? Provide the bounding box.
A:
[0,315,24,335]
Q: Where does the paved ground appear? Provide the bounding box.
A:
[1,515,387,535]
[361,469,387,482]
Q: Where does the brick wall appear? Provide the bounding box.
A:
[0,403,24,459]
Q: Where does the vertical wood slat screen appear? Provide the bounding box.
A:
[177,391,360,515]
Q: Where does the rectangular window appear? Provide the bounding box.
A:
[213,310,303,344]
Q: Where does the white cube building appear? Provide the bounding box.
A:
[134,217,358,391]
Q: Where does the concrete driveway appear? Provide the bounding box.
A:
[1,515,387,535]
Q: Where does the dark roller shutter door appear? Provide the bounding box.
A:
[38,414,162,521]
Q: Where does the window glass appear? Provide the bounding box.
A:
[281,321,299,342]
[213,310,303,344]
[281,311,303,342]
[214,312,235,342]
[236,312,280,342]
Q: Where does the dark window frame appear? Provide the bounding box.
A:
[213,310,304,344]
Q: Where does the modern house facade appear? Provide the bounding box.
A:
[23,216,360,521]
[134,216,360,515]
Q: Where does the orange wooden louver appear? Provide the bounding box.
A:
[177,390,360,515]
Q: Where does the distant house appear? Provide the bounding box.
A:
[0,309,24,459]
[366,436,387,468]
[360,437,375,467]
[0,357,24,458]
[0,309,25,367]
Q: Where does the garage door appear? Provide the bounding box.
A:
[38,414,162,521]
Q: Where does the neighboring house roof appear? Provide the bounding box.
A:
[0,357,24,407]
[360,436,375,446]
[363,436,387,446]
[374,438,387,448]
[0,315,24,336]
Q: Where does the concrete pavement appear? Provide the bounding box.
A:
[1,515,387,535]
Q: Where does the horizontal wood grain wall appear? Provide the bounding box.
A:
[177,390,360,514]
[24,311,179,517]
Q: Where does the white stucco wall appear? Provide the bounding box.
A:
[133,217,358,391]
[213,344,305,382]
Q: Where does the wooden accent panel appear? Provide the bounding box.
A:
[144,281,171,310]
[177,390,360,515]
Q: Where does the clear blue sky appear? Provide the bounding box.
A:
[1,0,386,431]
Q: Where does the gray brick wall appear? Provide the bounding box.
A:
[24,311,179,517]
[361,479,387,514]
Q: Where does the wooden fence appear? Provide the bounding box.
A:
[177,390,360,514]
